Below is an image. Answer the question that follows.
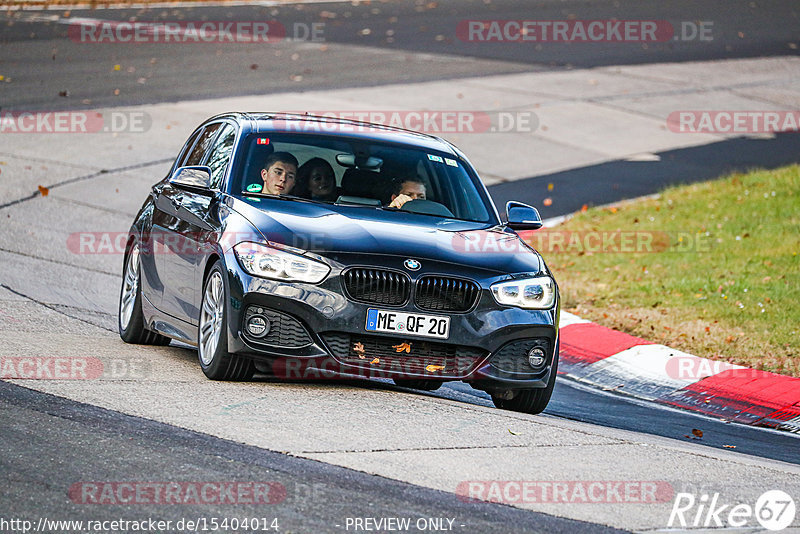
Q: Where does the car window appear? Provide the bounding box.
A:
[171,127,203,173]
[184,122,222,166]
[205,123,237,190]
[236,134,493,223]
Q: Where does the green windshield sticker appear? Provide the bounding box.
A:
[445,158,458,167]
[246,183,263,193]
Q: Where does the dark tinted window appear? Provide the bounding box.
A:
[174,127,203,171]
[205,124,236,189]
[184,123,221,166]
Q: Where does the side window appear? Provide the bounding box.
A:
[205,124,237,190]
[173,127,203,172]
[184,122,222,166]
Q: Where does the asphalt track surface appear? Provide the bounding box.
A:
[0,381,624,534]
[1,0,798,110]
[2,1,800,532]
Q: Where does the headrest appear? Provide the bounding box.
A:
[341,168,385,200]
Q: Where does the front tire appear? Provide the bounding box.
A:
[197,261,254,381]
[492,347,559,415]
[118,242,170,346]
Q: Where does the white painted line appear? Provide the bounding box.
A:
[624,152,661,162]
[559,311,590,328]
[568,344,719,401]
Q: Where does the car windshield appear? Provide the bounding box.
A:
[234,133,493,223]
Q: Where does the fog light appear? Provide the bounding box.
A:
[527,347,546,369]
[247,315,270,338]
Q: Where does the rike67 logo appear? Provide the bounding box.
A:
[668,490,796,531]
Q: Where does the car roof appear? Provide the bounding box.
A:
[204,112,460,154]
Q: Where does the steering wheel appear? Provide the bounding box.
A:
[400,199,454,217]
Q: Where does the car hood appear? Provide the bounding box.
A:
[230,197,543,275]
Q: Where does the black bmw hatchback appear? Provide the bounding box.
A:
[119,113,561,414]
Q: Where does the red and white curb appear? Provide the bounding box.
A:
[557,311,800,433]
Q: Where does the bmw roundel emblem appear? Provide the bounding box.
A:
[404,258,421,271]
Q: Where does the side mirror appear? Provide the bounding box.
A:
[506,201,543,230]
[170,166,212,190]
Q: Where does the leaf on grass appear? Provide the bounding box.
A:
[37,185,49,196]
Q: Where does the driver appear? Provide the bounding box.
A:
[261,152,298,195]
[387,178,426,209]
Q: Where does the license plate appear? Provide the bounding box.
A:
[365,309,450,340]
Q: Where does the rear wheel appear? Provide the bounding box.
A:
[392,379,443,391]
[492,348,559,414]
[118,243,170,346]
[198,261,254,381]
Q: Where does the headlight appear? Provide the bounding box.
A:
[490,276,555,309]
[233,242,330,283]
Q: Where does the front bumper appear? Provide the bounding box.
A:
[222,252,559,390]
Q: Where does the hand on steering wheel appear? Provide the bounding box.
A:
[388,194,413,209]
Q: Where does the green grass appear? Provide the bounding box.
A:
[534,164,799,376]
